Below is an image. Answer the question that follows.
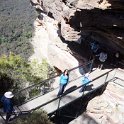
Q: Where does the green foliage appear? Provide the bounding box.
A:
[29,88,40,98]
[0,53,56,104]
[0,72,14,94]
[23,31,33,39]
[30,59,55,82]
[0,0,37,59]
[0,53,28,92]
[0,53,56,105]
[13,111,53,124]
[0,53,40,93]
[0,36,7,43]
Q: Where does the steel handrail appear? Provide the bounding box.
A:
[114,77,124,82]
[14,60,93,95]
[112,77,124,87]
[0,69,113,122]
[30,69,113,112]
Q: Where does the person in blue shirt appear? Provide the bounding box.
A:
[1,91,14,122]
[57,69,69,96]
[90,41,100,54]
[79,73,91,92]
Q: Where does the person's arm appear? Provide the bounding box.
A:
[1,96,5,103]
[59,74,63,83]
[105,53,108,60]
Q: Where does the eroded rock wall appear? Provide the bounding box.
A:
[86,82,124,124]
[30,13,86,74]
[31,0,124,55]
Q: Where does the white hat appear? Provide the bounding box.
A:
[4,91,14,98]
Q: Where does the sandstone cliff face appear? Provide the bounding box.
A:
[86,82,124,124]
[31,0,124,56]
[69,82,124,124]
[30,13,86,73]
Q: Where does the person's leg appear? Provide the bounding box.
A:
[6,113,11,122]
[62,83,67,93]
[100,64,102,69]
[57,84,64,96]
[95,58,100,69]
[100,62,104,70]
[79,85,86,92]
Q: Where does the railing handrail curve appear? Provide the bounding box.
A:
[14,60,93,95]
[30,69,113,112]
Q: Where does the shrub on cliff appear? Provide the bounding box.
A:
[0,53,55,94]
[0,0,37,59]
[0,53,35,93]
[13,111,53,124]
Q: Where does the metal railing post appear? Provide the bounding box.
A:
[113,68,117,78]
[89,59,94,73]
[55,96,62,118]
[14,60,94,106]
[0,113,6,122]
[57,97,61,110]
[75,84,86,118]
[8,69,114,122]
[104,72,109,84]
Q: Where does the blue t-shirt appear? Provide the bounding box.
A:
[60,74,69,85]
[82,76,90,85]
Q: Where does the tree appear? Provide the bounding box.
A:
[0,53,56,105]
[0,52,41,101]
